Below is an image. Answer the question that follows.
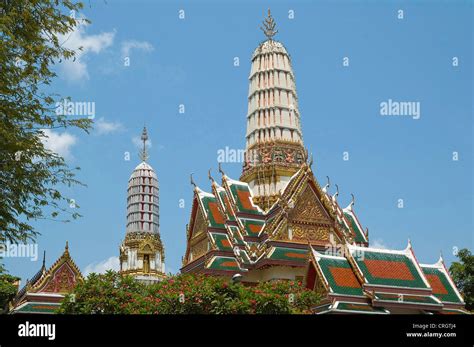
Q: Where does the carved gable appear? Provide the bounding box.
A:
[32,246,83,295]
[39,263,78,293]
[286,185,334,242]
[289,185,332,225]
[187,206,210,262]
[191,207,208,239]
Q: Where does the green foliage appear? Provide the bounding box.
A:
[0,263,20,314]
[449,248,473,310]
[59,271,320,314]
[0,0,92,244]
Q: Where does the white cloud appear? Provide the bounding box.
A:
[95,117,124,135]
[83,256,120,276]
[58,19,115,82]
[41,129,77,159]
[121,40,154,58]
[370,239,388,250]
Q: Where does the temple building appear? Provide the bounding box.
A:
[180,10,467,314]
[10,242,83,314]
[119,127,166,283]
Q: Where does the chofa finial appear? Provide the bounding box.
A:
[323,176,330,193]
[260,8,278,40]
[346,193,355,211]
[190,173,197,188]
[218,162,225,176]
[208,169,215,183]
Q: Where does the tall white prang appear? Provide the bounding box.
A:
[241,9,307,211]
[119,127,166,283]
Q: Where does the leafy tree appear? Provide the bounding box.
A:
[449,248,473,311]
[0,0,92,244]
[0,263,19,314]
[58,271,321,314]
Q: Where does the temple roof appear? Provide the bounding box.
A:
[307,242,468,314]
[310,248,365,298]
[11,242,83,314]
[420,257,465,305]
[182,163,371,276]
[347,241,431,290]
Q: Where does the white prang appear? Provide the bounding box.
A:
[246,40,303,148]
[126,161,160,233]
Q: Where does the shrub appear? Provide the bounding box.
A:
[59,271,320,314]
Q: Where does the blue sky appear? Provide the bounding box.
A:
[4,0,473,283]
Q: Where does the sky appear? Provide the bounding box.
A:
[3,0,473,285]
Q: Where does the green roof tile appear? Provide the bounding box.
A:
[229,183,263,216]
[317,256,365,297]
[422,267,463,304]
[200,196,226,228]
[208,256,240,271]
[354,250,428,289]
[240,218,264,237]
[14,302,59,314]
[210,233,233,251]
[344,212,366,243]
[269,247,307,263]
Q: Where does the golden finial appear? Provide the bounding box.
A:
[139,126,149,162]
[260,9,278,40]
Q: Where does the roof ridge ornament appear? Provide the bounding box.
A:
[260,9,278,40]
[322,176,330,193]
[332,184,339,201]
[139,126,149,162]
[190,173,197,188]
[346,193,355,211]
[42,250,46,269]
[218,162,226,177]
[208,169,215,184]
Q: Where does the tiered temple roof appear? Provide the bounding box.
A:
[10,242,83,314]
[181,162,369,277]
[309,243,468,314]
